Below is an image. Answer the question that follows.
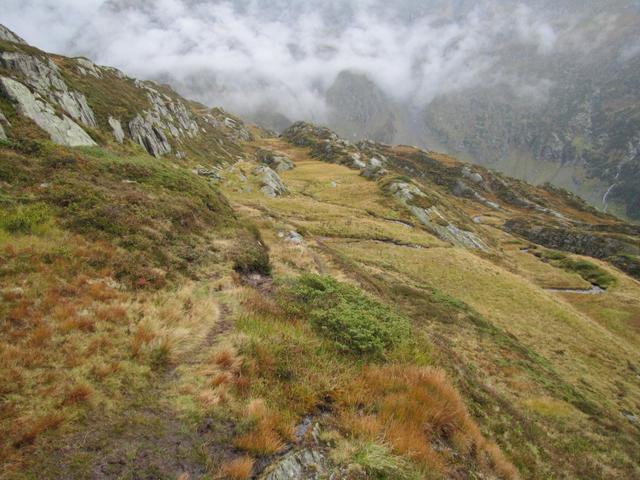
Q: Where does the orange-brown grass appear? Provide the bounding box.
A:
[11,413,66,448]
[95,304,128,323]
[337,365,519,479]
[220,455,254,480]
[233,401,292,455]
[212,347,241,372]
[130,323,156,358]
[62,383,94,405]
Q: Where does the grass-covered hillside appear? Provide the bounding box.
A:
[1,25,639,480]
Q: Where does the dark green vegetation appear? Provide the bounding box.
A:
[281,274,410,358]
[534,249,617,288]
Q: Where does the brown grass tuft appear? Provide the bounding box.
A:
[13,413,65,448]
[337,365,519,478]
[220,455,254,480]
[62,383,94,405]
[212,347,240,371]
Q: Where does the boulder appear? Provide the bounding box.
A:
[462,166,484,184]
[257,148,294,172]
[255,166,287,197]
[0,76,96,147]
[108,116,125,144]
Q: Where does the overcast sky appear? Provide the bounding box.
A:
[1,1,635,120]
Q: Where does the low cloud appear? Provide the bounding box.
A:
[0,1,625,121]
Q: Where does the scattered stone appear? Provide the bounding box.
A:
[0,76,96,147]
[462,166,484,184]
[284,231,304,244]
[196,167,223,181]
[621,411,637,423]
[329,181,337,188]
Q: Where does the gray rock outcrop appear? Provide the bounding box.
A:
[128,114,171,157]
[0,76,96,147]
[255,165,287,197]
[0,25,26,44]
[388,180,487,250]
[0,51,97,128]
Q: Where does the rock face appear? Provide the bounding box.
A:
[0,25,26,44]
[128,114,171,157]
[0,76,96,147]
[256,148,294,172]
[255,166,287,197]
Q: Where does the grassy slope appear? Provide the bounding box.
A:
[1,38,639,478]
[221,138,640,479]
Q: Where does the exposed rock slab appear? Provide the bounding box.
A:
[0,76,96,147]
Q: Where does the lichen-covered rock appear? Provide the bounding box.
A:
[0,25,26,44]
[256,148,294,172]
[0,123,6,141]
[260,449,328,480]
[108,116,125,144]
[255,165,287,197]
[0,76,96,147]
[75,57,102,78]
[128,114,171,157]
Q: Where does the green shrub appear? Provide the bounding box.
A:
[0,203,50,234]
[282,274,410,358]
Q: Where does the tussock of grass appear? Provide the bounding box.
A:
[219,455,254,479]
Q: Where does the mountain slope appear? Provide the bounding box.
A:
[1,25,640,480]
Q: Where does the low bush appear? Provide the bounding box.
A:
[282,274,410,358]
